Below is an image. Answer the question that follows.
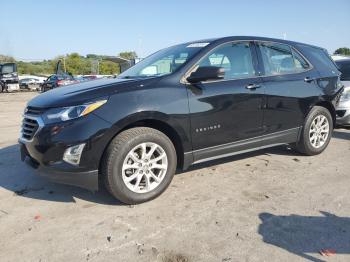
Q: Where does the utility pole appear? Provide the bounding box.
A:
[63,57,66,73]
[283,33,287,40]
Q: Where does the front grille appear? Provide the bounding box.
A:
[20,106,44,141]
[26,106,43,115]
[336,110,346,118]
[21,117,39,141]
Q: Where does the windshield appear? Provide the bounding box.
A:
[118,43,208,78]
[1,63,17,74]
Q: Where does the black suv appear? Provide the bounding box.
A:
[19,36,343,204]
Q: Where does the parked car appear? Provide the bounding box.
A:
[19,36,343,204]
[19,78,41,90]
[74,75,98,83]
[82,75,98,81]
[0,63,20,92]
[41,74,78,92]
[334,58,350,126]
[19,75,46,84]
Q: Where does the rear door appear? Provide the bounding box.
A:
[255,41,321,141]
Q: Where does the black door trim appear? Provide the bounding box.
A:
[184,127,301,165]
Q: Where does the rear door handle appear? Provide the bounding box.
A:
[304,77,316,83]
[246,83,261,90]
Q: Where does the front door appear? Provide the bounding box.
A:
[186,41,265,161]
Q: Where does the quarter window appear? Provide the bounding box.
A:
[292,49,310,70]
[197,42,256,80]
[258,42,309,75]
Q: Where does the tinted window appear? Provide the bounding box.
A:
[197,42,255,80]
[57,75,73,80]
[258,42,309,75]
[336,60,350,81]
[1,64,16,74]
[292,49,310,70]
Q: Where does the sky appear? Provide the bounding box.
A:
[1,0,349,61]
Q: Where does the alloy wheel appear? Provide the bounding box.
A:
[122,142,168,193]
[309,115,329,149]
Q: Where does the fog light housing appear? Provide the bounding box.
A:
[63,143,86,165]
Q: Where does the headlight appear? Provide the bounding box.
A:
[42,99,107,124]
[340,87,350,102]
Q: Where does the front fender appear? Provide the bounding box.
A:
[93,85,192,167]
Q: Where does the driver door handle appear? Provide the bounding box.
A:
[304,77,316,83]
[246,83,261,90]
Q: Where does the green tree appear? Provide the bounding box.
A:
[119,51,137,60]
[0,55,15,63]
[334,47,350,56]
[86,54,99,59]
[0,51,136,75]
[99,61,120,75]
[64,53,91,75]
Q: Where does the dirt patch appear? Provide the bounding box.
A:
[158,252,191,262]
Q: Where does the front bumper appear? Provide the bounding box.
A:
[20,142,99,191]
[19,112,114,191]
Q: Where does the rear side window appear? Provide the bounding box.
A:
[257,42,309,76]
[336,60,350,81]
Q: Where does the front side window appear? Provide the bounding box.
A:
[196,42,256,80]
[258,42,309,75]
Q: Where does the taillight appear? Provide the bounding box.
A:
[57,80,64,86]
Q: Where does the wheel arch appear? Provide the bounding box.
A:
[98,112,190,177]
[313,101,336,128]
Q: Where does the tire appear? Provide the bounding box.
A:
[102,127,177,204]
[295,106,333,155]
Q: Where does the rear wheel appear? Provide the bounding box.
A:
[295,106,333,155]
[102,127,177,204]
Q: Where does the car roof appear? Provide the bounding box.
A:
[184,36,323,50]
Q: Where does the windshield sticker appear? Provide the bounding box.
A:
[186,42,209,48]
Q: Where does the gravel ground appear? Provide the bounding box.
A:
[0,92,349,262]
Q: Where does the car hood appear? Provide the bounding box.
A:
[28,77,155,108]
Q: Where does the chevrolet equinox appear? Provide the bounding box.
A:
[19,36,343,204]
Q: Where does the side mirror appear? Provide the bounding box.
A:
[187,66,225,83]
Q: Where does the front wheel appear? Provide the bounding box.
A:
[295,106,333,155]
[102,127,177,204]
